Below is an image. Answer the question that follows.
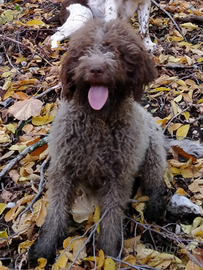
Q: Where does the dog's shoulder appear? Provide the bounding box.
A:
[131,101,163,136]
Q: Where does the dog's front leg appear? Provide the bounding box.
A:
[97,181,131,257]
[50,4,93,48]
[28,170,77,267]
[104,0,119,21]
[137,0,157,52]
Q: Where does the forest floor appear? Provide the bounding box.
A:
[0,0,203,269]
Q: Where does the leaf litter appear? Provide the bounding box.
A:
[0,0,203,269]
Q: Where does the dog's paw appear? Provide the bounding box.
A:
[28,241,56,268]
[142,37,157,53]
[49,32,61,49]
[144,186,168,221]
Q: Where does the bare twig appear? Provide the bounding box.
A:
[0,35,22,45]
[34,83,61,99]
[20,156,50,216]
[168,73,196,87]
[4,46,21,75]
[118,219,124,260]
[15,251,27,270]
[189,115,203,124]
[163,105,191,134]
[108,256,162,270]
[151,0,187,42]
[92,228,97,270]
[0,136,49,180]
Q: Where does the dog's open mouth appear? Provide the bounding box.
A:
[88,86,109,110]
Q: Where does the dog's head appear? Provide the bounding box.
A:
[60,19,156,111]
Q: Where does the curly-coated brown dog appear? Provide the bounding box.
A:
[29,19,167,266]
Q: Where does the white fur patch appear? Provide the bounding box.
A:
[168,194,202,215]
[137,0,157,52]
[104,0,118,21]
[50,0,157,52]
[50,4,93,48]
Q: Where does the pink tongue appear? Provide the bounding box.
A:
[88,86,109,110]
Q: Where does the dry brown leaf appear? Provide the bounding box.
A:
[8,99,43,120]
[185,260,200,270]
[22,124,34,134]
[35,199,47,227]
[12,213,32,234]
[5,205,18,222]
[72,192,97,223]
[1,190,13,203]
[171,145,197,162]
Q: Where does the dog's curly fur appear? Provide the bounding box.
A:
[29,19,167,266]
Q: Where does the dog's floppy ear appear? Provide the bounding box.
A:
[119,42,157,102]
[60,50,77,101]
[60,20,98,100]
[129,50,157,102]
[110,20,157,102]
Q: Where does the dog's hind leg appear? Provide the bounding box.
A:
[139,127,168,220]
[50,4,93,48]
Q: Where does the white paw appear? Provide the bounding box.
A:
[49,32,63,48]
[50,36,59,49]
[143,36,157,53]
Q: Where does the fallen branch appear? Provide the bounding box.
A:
[151,0,187,42]
[176,15,203,24]
[0,136,49,180]
[156,63,202,69]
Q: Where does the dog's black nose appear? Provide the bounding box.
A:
[90,66,103,76]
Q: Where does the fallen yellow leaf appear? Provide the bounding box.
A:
[104,258,115,270]
[97,250,105,270]
[18,240,35,254]
[54,252,68,270]
[26,19,45,26]
[37,258,47,269]
[0,230,8,238]
[93,205,100,233]
[176,188,187,196]
[176,124,190,140]
[180,22,198,30]
[0,203,7,215]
